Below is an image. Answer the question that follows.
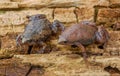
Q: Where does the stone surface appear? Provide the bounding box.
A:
[0,26,24,35]
[98,8,120,18]
[0,58,40,76]
[17,0,108,8]
[54,7,76,23]
[109,0,120,8]
[14,51,120,76]
[48,0,109,8]
[0,0,120,75]
[0,11,27,26]
[0,0,108,8]
[0,8,53,27]
[0,0,10,2]
[83,0,102,7]
[0,49,14,59]
[11,0,23,2]
[19,0,51,8]
[75,6,94,22]
[97,8,120,27]
[95,56,120,70]
[94,0,109,7]
[47,0,83,8]
[110,0,120,4]
[105,30,120,55]
[0,2,18,9]
[0,33,17,50]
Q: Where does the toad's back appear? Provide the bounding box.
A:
[61,22,98,46]
[23,18,52,41]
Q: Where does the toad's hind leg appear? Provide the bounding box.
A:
[37,42,48,54]
[27,45,33,54]
[74,42,89,66]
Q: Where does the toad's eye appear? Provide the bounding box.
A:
[28,40,32,42]
[64,41,67,43]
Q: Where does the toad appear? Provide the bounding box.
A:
[58,21,110,62]
[16,14,64,54]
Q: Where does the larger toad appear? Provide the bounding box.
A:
[16,14,64,54]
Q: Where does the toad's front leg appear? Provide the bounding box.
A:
[74,42,89,67]
[52,20,65,33]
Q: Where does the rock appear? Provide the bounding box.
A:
[0,49,14,59]
[97,8,120,27]
[94,0,109,7]
[94,56,120,70]
[0,8,53,35]
[75,6,94,22]
[0,2,18,9]
[19,0,51,8]
[0,8,53,27]
[110,0,120,4]
[0,11,27,26]
[0,33,17,50]
[109,30,120,41]
[0,0,10,2]
[54,7,77,24]
[47,0,83,8]
[11,0,23,2]
[105,31,120,55]
[0,26,24,36]
[14,51,120,76]
[78,70,110,76]
[98,8,120,19]
[83,0,101,7]
[18,0,107,8]
[0,58,35,76]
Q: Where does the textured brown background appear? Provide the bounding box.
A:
[0,0,120,52]
[0,0,120,35]
[0,0,120,76]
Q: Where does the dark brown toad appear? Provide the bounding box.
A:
[58,21,110,62]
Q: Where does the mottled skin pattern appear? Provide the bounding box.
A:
[112,22,120,30]
[16,14,64,54]
[58,21,110,63]
[22,15,52,45]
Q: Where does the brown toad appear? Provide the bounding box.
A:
[58,21,110,61]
